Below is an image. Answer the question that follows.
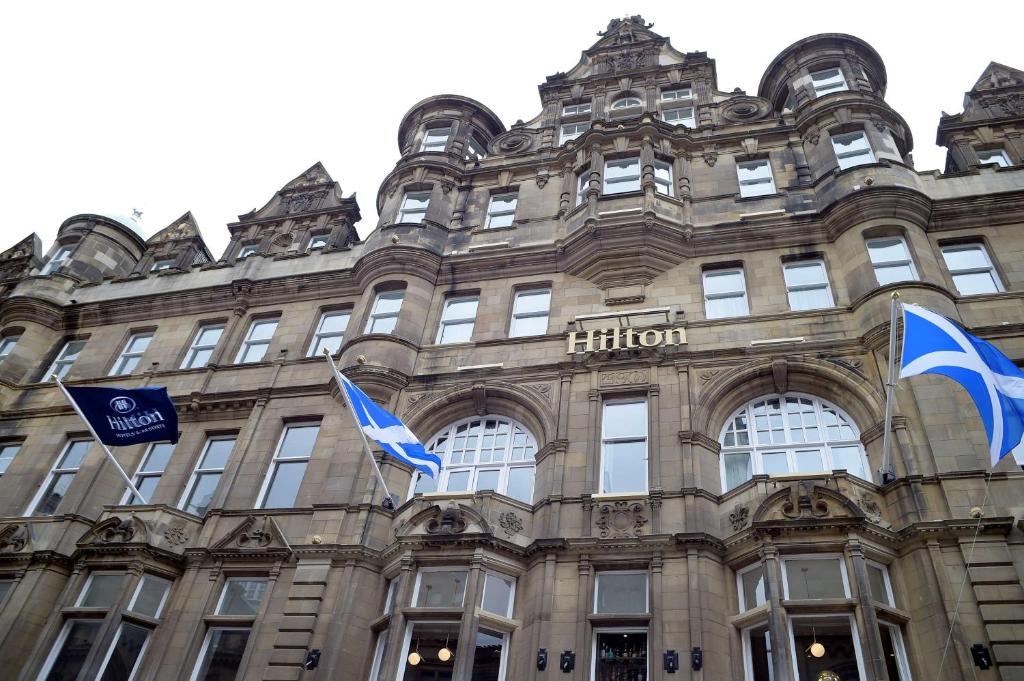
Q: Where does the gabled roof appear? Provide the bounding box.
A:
[971,62,1024,91]
[234,162,360,226]
[146,211,214,263]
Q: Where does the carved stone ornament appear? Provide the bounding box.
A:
[781,482,829,520]
[595,501,648,538]
[496,133,531,153]
[163,526,189,546]
[729,505,750,531]
[525,383,553,402]
[425,506,467,535]
[238,517,274,548]
[721,97,770,123]
[802,127,820,146]
[599,370,648,387]
[603,50,650,73]
[858,493,883,524]
[498,511,523,538]
[702,148,718,167]
[0,524,28,553]
[101,517,139,543]
[535,173,550,189]
[699,368,722,383]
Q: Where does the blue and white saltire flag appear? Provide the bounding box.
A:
[900,303,1024,466]
[337,374,441,478]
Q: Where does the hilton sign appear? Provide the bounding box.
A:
[566,326,687,354]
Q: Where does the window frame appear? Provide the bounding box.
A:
[976,148,1011,167]
[940,242,1004,295]
[109,331,154,377]
[234,318,279,364]
[660,87,692,102]
[307,310,350,357]
[593,570,649,614]
[810,67,849,96]
[866,236,919,286]
[34,618,103,681]
[509,288,551,338]
[486,192,518,229]
[121,441,175,505]
[181,323,224,370]
[480,570,517,618]
[880,622,914,681]
[178,435,236,517]
[787,613,867,681]
[736,159,777,198]
[365,290,405,334]
[151,258,176,272]
[436,295,480,345]
[866,560,896,606]
[611,96,642,110]
[0,443,22,476]
[411,567,470,608]
[307,233,330,250]
[703,267,750,319]
[831,130,875,170]
[189,626,255,681]
[40,246,73,275]
[26,438,92,516]
[236,244,259,259]
[127,574,173,618]
[737,562,767,612]
[397,191,430,224]
[603,157,642,195]
[94,620,153,681]
[0,334,20,361]
[780,554,851,600]
[740,622,775,681]
[420,126,451,153]
[782,259,834,311]
[43,339,87,381]
[653,159,673,197]
[255,422,320,509]
[591,627,649,681]
[560,121,589,145]
[663,106,696,127]
[599,399,649,494]
[576,169,589,206]
[562,102,592,117]
[464,135,487,162]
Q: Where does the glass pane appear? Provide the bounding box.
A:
[514,290,550,315]
[184,473,221,516]
[481,573,514,616]
[942,246,988,271]
[416,570,468,607]
[747,624,774,681]
[413,472,437,495]
[61,441,92,469]
[489,195,517,212]
[595,631,647,680]
[874,263,915,285]
[141,443,174,473]
[248,320,278,341]
[738,161,771,182]
[42,620,101,681]
[603,402,647,438]
[867,565,890,604]
[488,212,515,228]
[833,132,869,154]
[280,426,319,459]
[315,335,343,355]
[197,326,224,346]
[707,294,749,318]
[605,158,639,179]
[81,573,124,607]
[724,452,752,490]
[511,314,548,336]
[131,575,171,617]
[401,622,460,681]
[789,287,831,310]
[795,449,824,472]
[262,460,308,508]
[193,628,251,681]
[704,270,743,295]
[402,194,430,210]
[596,573,647,613]
[319,313,350,334]
[35,473,74,515]
[785,262,826,287]
[99,623,149,681]
[446,469,470,492]
[761,452,789,475]
[786,559,845,599]
[127,475,160,505]
[476,469,499,491]
[188,348,213,368]
[601,440,647,494]
[506,467,534,503]
[443,298,479,321]
[868,239,908,264]
[741,566,766,610]
[792,618,859,681]
[375,292,405,315]
[369,315,398,334]
[472,628,505,681]
[831,446,867,479]
[218,580,267,615]
[953,271,999,295]
[440,321,474,344]
[880,625,907,681]
[202,440,235,469]
[241,342,269,363]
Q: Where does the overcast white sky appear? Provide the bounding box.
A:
[2,1,1021,257]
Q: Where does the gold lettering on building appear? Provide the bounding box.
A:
[566,326,687,354]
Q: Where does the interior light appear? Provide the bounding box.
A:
[408,651,422,666]
[810,642,826,658]
[438,647,453,662]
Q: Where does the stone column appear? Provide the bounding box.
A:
[686,548,704,681]
[650,553,665,681]
[846,537,888,680]
[380,553,417,681]
[453,550,485,680]
[762,538,795,680]
[574,554,592,681]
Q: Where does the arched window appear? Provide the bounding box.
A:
[720,394,869,491]
[611,96,642,110]
[410,416,537,503]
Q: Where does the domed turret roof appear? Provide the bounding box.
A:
[96,212,146,239]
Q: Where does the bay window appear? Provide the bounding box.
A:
[420,126,451,153]
[664,106,695,127]
[398,192,430,223]
[654,159,673,196]
[594,571,648,614]
[831,130,874,169]
[190,578,268,681]
[810,67,848,95]
[366,290,405,334]
[603,158,641,195]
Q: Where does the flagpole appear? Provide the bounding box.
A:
[879,291,901,484]
[54,377,148,503]
[322,349,396,510]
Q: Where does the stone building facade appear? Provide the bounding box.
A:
[1,16,1024,681]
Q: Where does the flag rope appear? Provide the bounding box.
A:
[935,470,992,680]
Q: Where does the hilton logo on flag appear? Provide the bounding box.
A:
[65,385,179,446]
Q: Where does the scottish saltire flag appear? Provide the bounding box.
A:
[64,385,179,446]
[337,374,440,478]
[900,303,1024,465]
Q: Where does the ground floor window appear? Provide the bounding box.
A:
[743,623,774,681]
[399,622,508,681]
[593,629,647,681]
[880,623,913,680]
[192,628,252,680]
[38,619,102,681]
[790,616,865,681]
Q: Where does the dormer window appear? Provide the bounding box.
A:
[151,259,175,272]
[308,234,329,250]
[810,68,848,96]
[562,102,591,117]
[831,131,875,169]
[237,244,259,259]
[661,87,692,102]
[560,122,589,145]
[464,135,487,162]
[664,106,696,128]
[611,96,642,110]
[40,246,73,275]
[421,126,451,153]
[977,149,1011,167]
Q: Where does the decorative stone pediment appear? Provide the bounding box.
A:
[0,523,30,553]
[0,233,42,283]
[594,500,649,538]
[78,515,149,546]
[396,503,491,539]
[210,515,290,557]
[752,482,865,525]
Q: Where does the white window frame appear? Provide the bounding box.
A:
[0,443,21,475]
[611,96,642,110]
[810,67,849,96]
[95,621,153,681]
[234,318,278,364]
[367,631,388,681]
[121,441,174,505]
[25,439,92,516]
[109,332,154,376]
[576,170,589,206]
[787,614,867,681]
[397,191,430,223]
[465,135,487,161]
[35,619,102,681]
[654,159,673,196]
[880,622,914,681]
[181,323,224,369]
[663,106,696,127]
[976,148,1011,167]
[178,436,235,516]
[661,87,692,102]
[866,236,918,286]
[151,258,176,272]
[365,291,405,334]
[127,574,173,617]
[591,627,649,681]
[308,233,330,250]
[255,422,320,509]
[189,627,254,681]
[599,399,649,494]
[866,560,896,606]
[436,295,479,345]
[237,244,259,259]
[480,570,517,618]
[420,126,451,153]
[307,311,350,357]
[395,620,507,681]
[941,243,1004,295]
[40,246,73,275]
[560,121,589,145]
[412,567,469,608]
[783,260,834,310]
[509,288,551,338]
[737,159,777,198]
[0,335,19,361]
[486,193,518,229]
[603,157,641,195]
[43,339,87,381]
[737,562,767,612]
[75,571,126,607]
[780,554,851,600]
[562,102,592,116]
[741,623,775,681]
[703,268,750,319]
[831,130,875,170]
[593,570,649,614]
